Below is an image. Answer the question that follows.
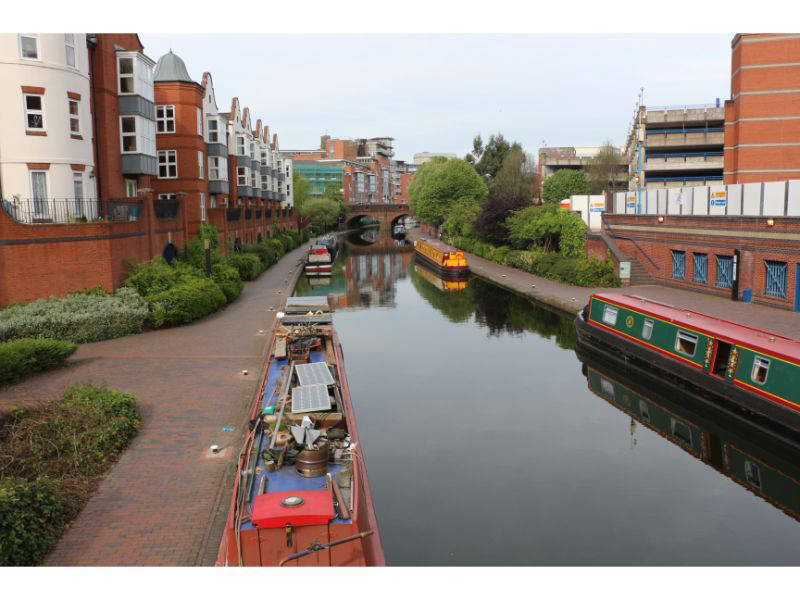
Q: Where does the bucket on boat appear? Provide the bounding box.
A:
[295,444,329,478]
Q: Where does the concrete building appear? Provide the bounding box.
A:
[413,152,457,164]
[538,145,627,196]
[724,33,800,184]
[625,103,725,191]
[0,33,98,222]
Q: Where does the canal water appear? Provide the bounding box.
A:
[293,229,800,565]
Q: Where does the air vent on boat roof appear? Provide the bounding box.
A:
[291,384,332,413]
[295,362,335,386]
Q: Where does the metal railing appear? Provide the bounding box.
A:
[646,151,724,159]
[647,127,724,135]
[647,103,721,111]
[1,197,143,224]
[154,199,180,221]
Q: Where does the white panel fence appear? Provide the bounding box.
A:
[611,179,800,217]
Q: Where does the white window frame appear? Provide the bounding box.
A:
[23,93,45,132]
[72,171,85,217]
[639,400,650,422]
[237,166,247,186]
[68,98,80,135]
[118,56,135,95]
[207,118,219,143]
[196,107,202,136]
[120,116,137,153]
[197,150,204,179]
[64,33,76,68]
[209,156,219,180]
[675,330,698,358]
[125,179,138,197]
[751,356,770,385]
[236,135,246,156]
[156,105,175,134]
[158,193,177,200]
[158,150,178,179]
[30,170,49,217]
[251,169,257,189]
[19,34,39,60]
[602,305,618,326]
[199,192,206,222]
[642,319,654,340]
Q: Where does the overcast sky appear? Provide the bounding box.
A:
[140,34,731,163]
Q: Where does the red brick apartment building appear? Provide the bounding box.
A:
[0,34,297,307]
[600,33,800,311]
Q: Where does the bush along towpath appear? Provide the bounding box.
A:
[0,240,310,565]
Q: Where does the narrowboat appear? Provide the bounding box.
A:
[575,292,800,434]
[216,296,385,566]
[413,263,468,292]
[305,236,339,274]
[392,224,406,240]
[577,345,800,523]
[413,238,469,279]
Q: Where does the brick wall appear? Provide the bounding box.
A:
[604,214,800,310]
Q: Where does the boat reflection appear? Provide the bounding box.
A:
[577,344,800,524]
[413,263,469,292]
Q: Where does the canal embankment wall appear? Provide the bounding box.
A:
[408,227,800,338]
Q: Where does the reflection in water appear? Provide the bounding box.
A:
[578,344,800,524]
[413,264,468,292]
[291,227,800,565]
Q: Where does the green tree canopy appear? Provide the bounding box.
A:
[408,158,488,228]
[299,198,340,232]
[506,203,587,256]
[293,172,312,212]
[490,146,536,201]
[541,169,589,204]
[469,133,522,183]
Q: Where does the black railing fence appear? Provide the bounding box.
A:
[1,197,144,224]
[154,200,180,221]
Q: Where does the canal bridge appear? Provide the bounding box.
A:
[345,203,412,229]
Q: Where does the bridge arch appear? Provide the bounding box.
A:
[344,203,412,231]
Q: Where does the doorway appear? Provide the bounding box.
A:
[711,340,732,377]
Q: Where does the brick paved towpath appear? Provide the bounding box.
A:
[408,229,800,339]
[0,243,309,566]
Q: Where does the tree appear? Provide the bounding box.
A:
[299,198,340,232]
[408,158,488,228]
[293,172,312,212]
[473,195,531,244]
[322,182,343,203]
[473,133,520,182]
[585,141,624,197]
[541,169,589,204]
[490,146,536,202]
[464,134,483,165]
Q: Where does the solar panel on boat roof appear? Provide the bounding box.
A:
[291,384,332,413]
[295,361,335,386]
[286,296,328,307]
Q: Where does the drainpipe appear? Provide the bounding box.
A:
[87,34,103,207]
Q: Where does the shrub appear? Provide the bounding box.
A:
[0,338,77,386]
[244,242,280,269]
[0,287,149,344]
[0,382,140,565]
[474,196,531,245]
[227,252,263,281]
[0,477,65,566]
[211,263,244,303]
[147,277,227,327]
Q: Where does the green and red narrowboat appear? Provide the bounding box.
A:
[575,292,800,434]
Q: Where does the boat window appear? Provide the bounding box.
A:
[642,319,654,340]
[745,460,762,489]
[675,331,698,357]
[670,418,692,446]
[602,305,618,326]
[639,400,650,422]
[751,356,770,385]
[600,378,614,398]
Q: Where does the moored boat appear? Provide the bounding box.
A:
[575,292,800,433]
[413,238,469,279]
[305,236,339,274]
[392,224,406,239]
[216,296,385,566]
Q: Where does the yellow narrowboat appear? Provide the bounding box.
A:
[413,238,469,279]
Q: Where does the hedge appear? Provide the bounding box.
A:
[0,383,140,565]
[211,263,244,303]
[452,236,620,288]
[0,338,77,386]
[147,277,227,327]
[226,252,264,281]
[0,288,149,344]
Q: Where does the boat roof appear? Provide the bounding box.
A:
[593,292,800,363]
[416,238,462,253]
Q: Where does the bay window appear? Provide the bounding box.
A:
[236,135,245,156]
[20,34,38,59]
[117,52,154,99]
[120,117,137,152]
[156,105,175,133]
[65,34,76,67]
[207,118,219,143]
[237,166,247,186]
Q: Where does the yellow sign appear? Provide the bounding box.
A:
[625,315,634,328]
